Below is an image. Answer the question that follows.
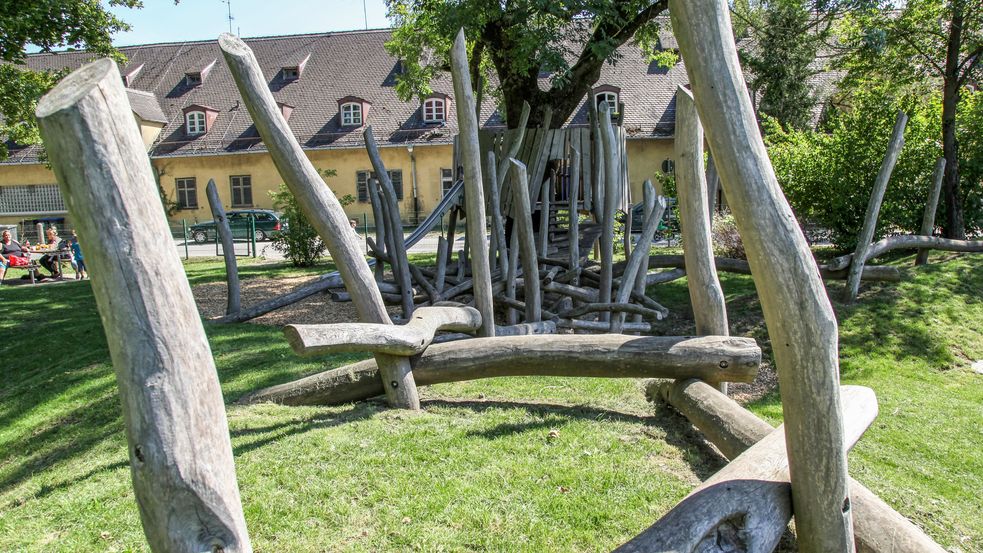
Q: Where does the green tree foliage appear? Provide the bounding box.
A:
[840,0,983,238]
[270,169,355,267]
[385,0,670,128]
[767,85,983,250]
[0,0,141,160]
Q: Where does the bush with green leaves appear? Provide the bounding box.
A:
[765,86,963,251]
[711,212,746,260]
[269,169,354,267]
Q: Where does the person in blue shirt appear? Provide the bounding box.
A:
[68,230,87,280]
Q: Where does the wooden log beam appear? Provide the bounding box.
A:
[365,130,415,318]
[676,87,730,392]
[569,148,582,277]
[538,172,552,257]
[205,178,241,316]
[435,235,449,293]
[612,182,666,333]
[432,321,557,344]
[612,255,902,282]
[830,234,983,272]
[916,158,947,266]
[645,268,687,285]
[450,29,495,337]
[408,262,440,304]
[486,150,509,279]
[36,58,252,552]
[285,306,482,356]
[632,181,656,326]
[219,33,419,409]
[844,111,908,302]
[238,335,762,406]
[597,102,619,322]
[494,295,559,321]
[559,302,666,322]
[508,159,542,322]
[367,167,387,282]
[669,3,853,547]
[617,385,878,553]
[558,319,651,333]
[655,379,946,553]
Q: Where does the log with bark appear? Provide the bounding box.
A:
[205,178,241,316]
[238,335,762,406]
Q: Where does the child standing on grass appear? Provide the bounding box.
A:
[69,230,86,280]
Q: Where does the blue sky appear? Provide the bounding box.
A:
[107,0,391,46]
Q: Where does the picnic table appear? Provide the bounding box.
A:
[23,245,74,284]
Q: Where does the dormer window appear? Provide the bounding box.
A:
[281,53,310,82]
[283,67,300,80]
[186,111,206,135]
[423,97,446,123]
[595,92,619,113]
[123,63,144,87]
[341,102,362,126]
[184,59,217,87]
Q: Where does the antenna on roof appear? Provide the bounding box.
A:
[222,0,235,35]
[363,0,368,30]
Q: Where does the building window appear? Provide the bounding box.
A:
[176,177,198,209]
[230,175,252,207]
[283,66,300,80]
[441,168,455,197]
[185,72,202,86]
[186,111,206,135]
[341,102,362,126]
[356,170,403,203]
[423,98,445,123]
[661,159,675,174]
[595,92,619,114]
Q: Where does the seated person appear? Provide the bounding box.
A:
[39,227,64,279]
[0,229,36,280]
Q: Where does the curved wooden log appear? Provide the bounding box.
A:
[560,302,667,322]
[219,33,419,409]
[829,235,983,271]
[36,58,252,552]
[508,159,542,322]
[432,321,557,344]
[645,268,687,285]
[285,306,482,356]
[916,158,946,265]
[238,335,761,406]
[367,165,388,282]
[612,255,900,282]
[450,29,495,337]
[845,111,908,302]
[618,385,877,553]
[408,262,440,303]
[670,4,852,547]
[655,379,946,553]
[597,102,619,322]
[632,181,656,326]
[205,178,242,316]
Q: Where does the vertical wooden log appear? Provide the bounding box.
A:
[219,34,419,410]
[508,159,542,322]
[706,152,720,219]
[589,98,604,222]
[844,111,908,302]
[538,171,552,257]
[205,179,241,316]
[597,102,619,323]
[496,101,531,219]
[445,206,459,264]
[632,180,655,326]
[915,157,947,266]
[670,4,854,550]
[367,170,387,281]
[675,87,730,393]
[611,184,665,333]
[622,204,633,259]
[36,58,253,552]
[487,150,509,279]
[435,235,449,293]
[364,127,415,318]
[568,149,581,276]
[450,29,494,337]
[506,232,520,324]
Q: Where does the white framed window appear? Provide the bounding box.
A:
[423,98,445,123]
[186,111,206,135]
[441,168,455,197]
[176,177,198,209]
[230,175,252,207]
[341,102,362,126]
[595,92,619,114]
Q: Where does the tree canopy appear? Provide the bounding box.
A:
[384,0,671,128]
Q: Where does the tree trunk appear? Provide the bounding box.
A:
[941,6,965,239]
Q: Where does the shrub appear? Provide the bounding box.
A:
[270,169,353,267]
[711,212,746,259]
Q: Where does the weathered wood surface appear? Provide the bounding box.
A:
[238,335,761,406]
[219,33,419,409]
[558,319,651,333]
[612,183,665,333]
[632,181,656,326]
[670,3,854,548]
[610,255,901,282]
[508,159,542,322]
[569,148,582,275]
[36,58,252,552]
[916,158,947,265]
[205,178,242,316]
[676,87,729,392]
[656,379,946,553]
[559,302,666,322]
[365,129,415,317]
[285,306,482,356]
[432,321,557,344]
[367,170,387,281]
[597,103,619,322]
[450,29,495,337]
[844,111,908,302]
[539,173,552,257]
[618,385,877,553]
[645,268,687,285]
[487,151,508,278]
[830,235,983,271]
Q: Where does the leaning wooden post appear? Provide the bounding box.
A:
[611,183,665,333]
[568,148,581,276]
[915,157,947,266]
[844,111,908,302]
[538,171,553,256]
[486,150,509,279]
[450,28,495,337]
[219,33,419,409]
[365,128,415,318]
[36,58,252,552]
[670,2,854,549]
[675,87,730,393]
[205,178,242,316]
[597,102,619,322]
[631,180,655,326]
[366,170,388,281]
[508,159,542,322]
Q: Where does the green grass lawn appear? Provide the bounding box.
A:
[0,251,980,551]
